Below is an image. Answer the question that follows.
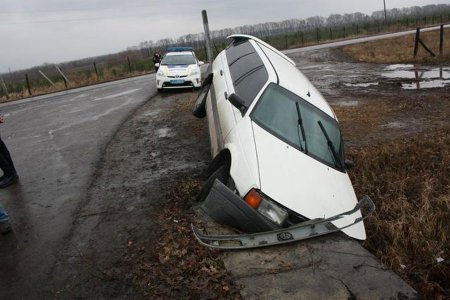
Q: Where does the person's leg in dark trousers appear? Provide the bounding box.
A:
[0,136,18,188]
[0,203,11,234]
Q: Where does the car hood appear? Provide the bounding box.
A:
[252,122,366,240]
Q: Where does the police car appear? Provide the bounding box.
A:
[191,35,374,249]
[155,47,204,91]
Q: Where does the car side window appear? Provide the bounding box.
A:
[226,40,268,108]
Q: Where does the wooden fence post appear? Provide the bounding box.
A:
[414,28,420,57]
[25,74,32,96]
[0,77,9,100]
[127,56,132,73]
[440,25,444,56]
[93,62,99,78]
[38,70,57,88]
[55,65,70,88]
[414,27,436,57]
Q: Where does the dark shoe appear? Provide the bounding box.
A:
[0,221,12,234]
[0,174,18,188]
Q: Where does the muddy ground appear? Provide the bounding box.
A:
[46,47,448,298]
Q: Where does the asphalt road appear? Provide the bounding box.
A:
[0,74,156,298]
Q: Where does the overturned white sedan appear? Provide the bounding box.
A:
[192,34,374,249]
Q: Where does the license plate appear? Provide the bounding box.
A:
[170,79,184,84]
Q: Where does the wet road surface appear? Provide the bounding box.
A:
[0,74,156,298]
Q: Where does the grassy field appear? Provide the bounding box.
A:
[348,131,449,298]
[331,30,449,296]
[343,28,450,64]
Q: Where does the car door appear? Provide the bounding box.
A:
[214,54,235,141]
[205,52,233,156]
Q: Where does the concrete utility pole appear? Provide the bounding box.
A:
[383,0,388,24]
[202,10,213,63]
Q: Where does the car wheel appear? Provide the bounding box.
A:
[196,164,230,202]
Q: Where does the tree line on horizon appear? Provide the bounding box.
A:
[131,4,450,50]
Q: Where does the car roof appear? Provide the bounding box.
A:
[226,34,336,119]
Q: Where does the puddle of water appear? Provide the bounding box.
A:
[384,64,415,70]
[381,64,450,90]
[382,65,450,79]
[402,80,450,90]
[380,121,407,129]
[156,127,175,138]
[335,100,359,107]
[144,110,160,117]
[344,82,379,88]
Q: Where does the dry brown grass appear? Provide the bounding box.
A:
[332,93,450,297]
[0,68,150,103]
[346,131,449,297]
[343,29,450,64]
[129,178,242,298]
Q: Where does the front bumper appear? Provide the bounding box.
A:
[156,74,201,89]
[193,180,375,249]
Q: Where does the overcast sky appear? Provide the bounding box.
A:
[0,0,446,72]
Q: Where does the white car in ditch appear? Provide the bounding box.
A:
[156,47,204,91]
[192,35,374,249]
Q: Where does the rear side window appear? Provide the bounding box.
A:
[226,40,268,107]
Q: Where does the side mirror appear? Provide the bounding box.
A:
[345,159,354,169]
[155,63,160,67]
[192,73,213,119]
[228,93,248,115]
[198,61,205,66]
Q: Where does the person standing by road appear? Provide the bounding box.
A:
[0,204,11,234]
[0,115,18,188]
[153,51,162,72]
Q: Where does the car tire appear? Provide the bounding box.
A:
[196,164,230,202]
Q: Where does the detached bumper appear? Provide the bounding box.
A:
[193,180,375,250]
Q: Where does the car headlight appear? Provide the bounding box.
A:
[244,189,289,225]
[190,68,199,76]
[157,69,165,77]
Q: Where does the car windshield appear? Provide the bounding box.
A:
[161,54,196,65]
[251,83,345,171]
